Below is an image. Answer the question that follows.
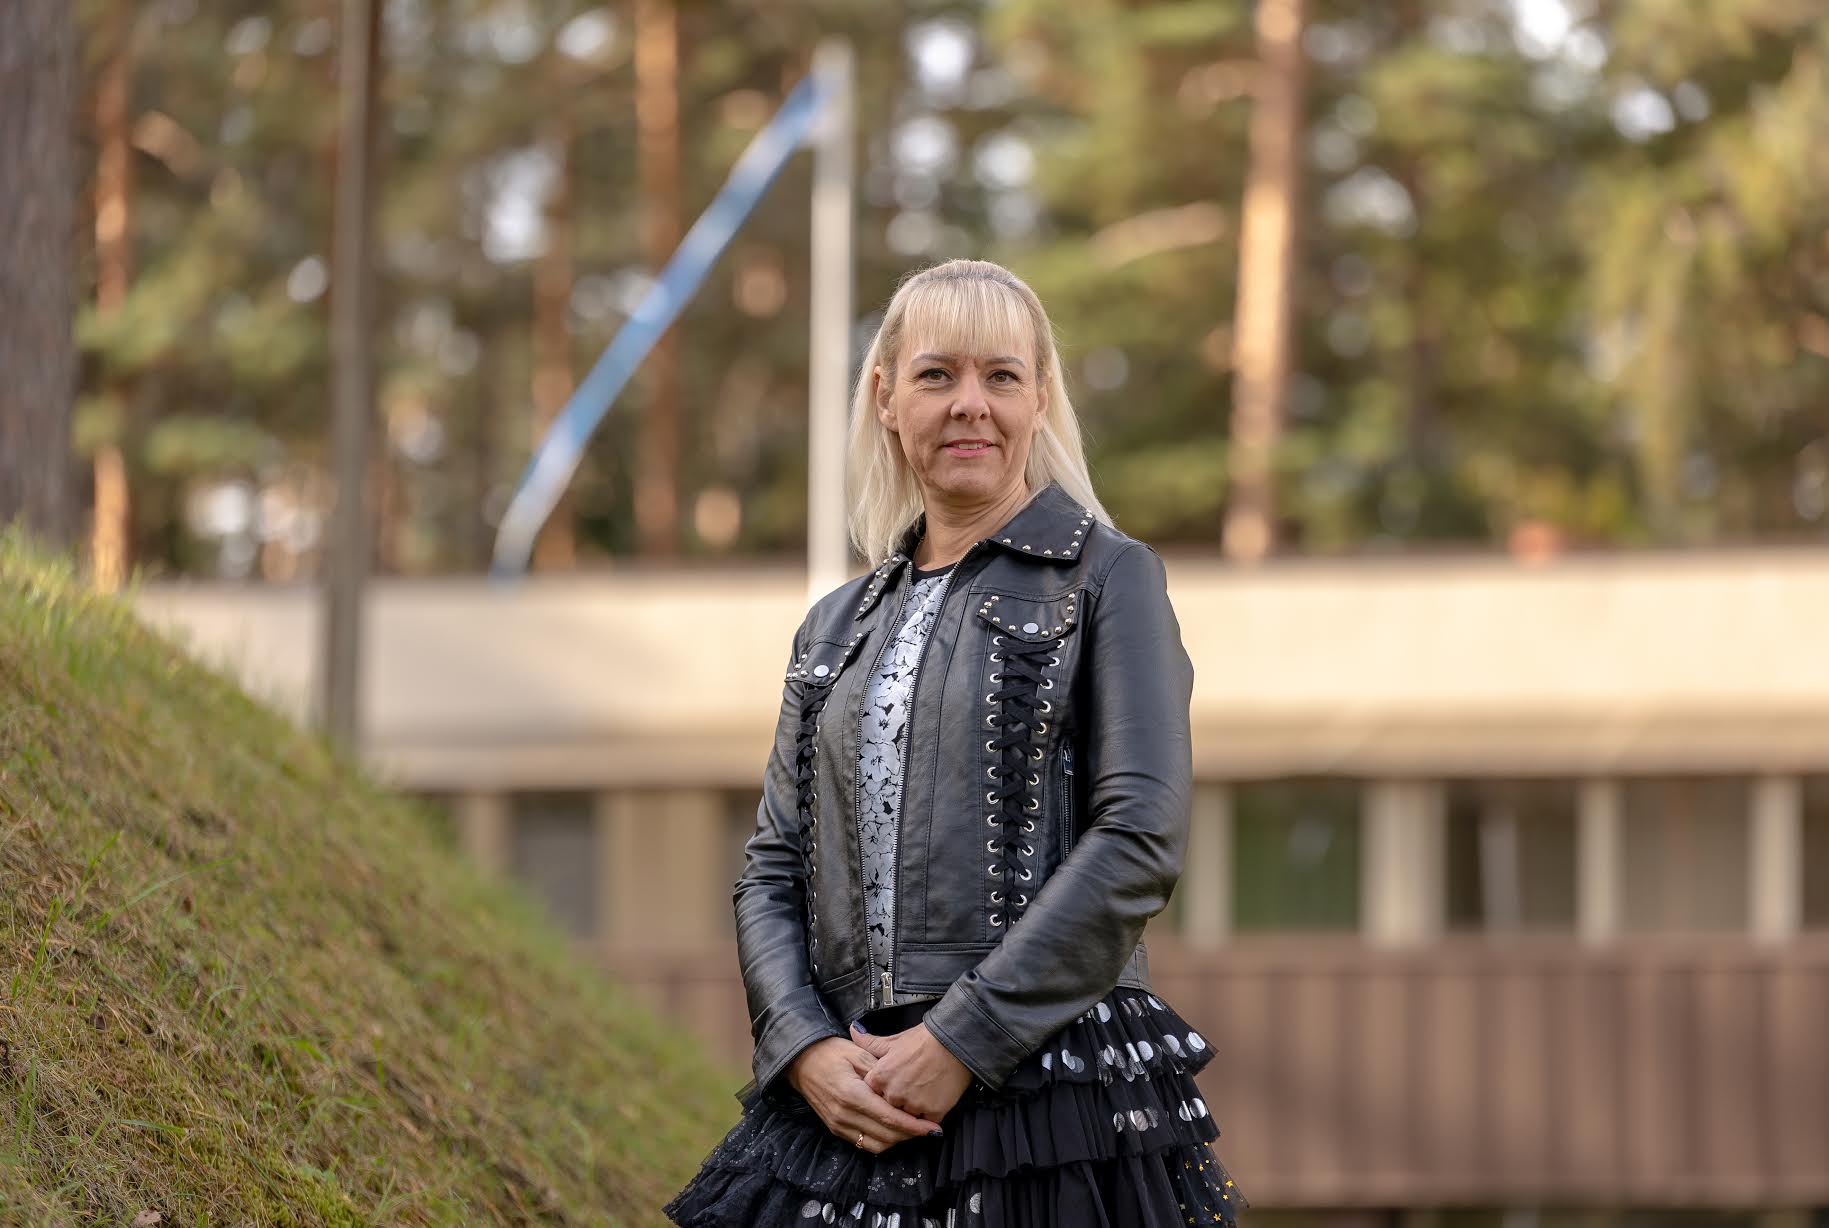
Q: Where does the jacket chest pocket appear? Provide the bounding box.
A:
[972,589,1081,928]
[786,628,872,688]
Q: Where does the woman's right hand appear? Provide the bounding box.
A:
[787,1036,947,1154]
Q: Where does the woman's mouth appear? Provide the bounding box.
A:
[944,441,994,455]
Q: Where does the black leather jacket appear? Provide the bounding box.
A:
[733,478,1195,1104]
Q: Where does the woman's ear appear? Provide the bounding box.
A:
[873,365,896,431]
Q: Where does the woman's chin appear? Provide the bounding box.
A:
[926,470,1007,502]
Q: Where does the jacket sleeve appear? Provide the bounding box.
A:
[731,612,845,1105]
[919,541,1194,1091]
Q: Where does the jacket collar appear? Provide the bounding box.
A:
[853,479,1094,620]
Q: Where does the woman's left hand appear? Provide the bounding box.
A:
[849,1020,973,1125]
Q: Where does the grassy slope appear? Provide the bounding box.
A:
[0,534,739,1226]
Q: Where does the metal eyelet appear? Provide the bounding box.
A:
[990,890,1004,903]
[1027,772,1040,787]
[990,912,1004,926]
[1021,819,1036,833]
[1016,893,1028,906]
[1048,656,1060,667]
[1036,721,1050,734]
[1018,868,1033,881]
[984,739,997,752]
[1040,700,1052,713]
[985,790,997,804]
[987,864,1001,877]
[989,653,1002,662]
[986,765,1000,781]
[991,634,1004,645]
[1041,679,1054,690]
[1026,797,1040,811]
[989,672,1000,682]
[987,814,1000,826]
[986,837,1000,853]
[984,693,997,704]
[1020,843,1034,857]
[1030,746,1044,761]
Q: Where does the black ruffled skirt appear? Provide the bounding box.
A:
[663,985,1248,1228]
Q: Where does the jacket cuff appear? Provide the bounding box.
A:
[747,982,844,1101]
[919,978,1028,1092]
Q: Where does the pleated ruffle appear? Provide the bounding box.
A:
[663,987,1248,1228]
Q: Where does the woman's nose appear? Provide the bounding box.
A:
[953,370,990,415]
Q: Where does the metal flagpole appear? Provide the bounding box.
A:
[321,0,380,744]
[806,37,855,608]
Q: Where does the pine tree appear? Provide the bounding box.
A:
[0,0,78,546]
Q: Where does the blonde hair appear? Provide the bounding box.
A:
[845,258,1114,566]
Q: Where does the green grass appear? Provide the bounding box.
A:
[0,530,737,1226]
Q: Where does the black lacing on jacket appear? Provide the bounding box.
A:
[793,684,836,971]
[985,632,1062,926]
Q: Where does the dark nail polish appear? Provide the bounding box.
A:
[929,1127,944,1137]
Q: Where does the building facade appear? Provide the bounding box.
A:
[134,547,1829,1228]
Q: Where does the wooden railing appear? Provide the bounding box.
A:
[603,933,1829,1208]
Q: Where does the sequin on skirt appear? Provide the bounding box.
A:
[662,985,1249,1228]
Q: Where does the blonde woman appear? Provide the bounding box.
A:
[666,259,1247,1227]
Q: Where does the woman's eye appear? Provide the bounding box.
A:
[919,368,948,381]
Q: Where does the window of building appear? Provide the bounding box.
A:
[1233,778,1361,931]
[1621,776,1750,933]
[1804,775,1829,929]
[509,791,598,940]
[1444,778,1577,932]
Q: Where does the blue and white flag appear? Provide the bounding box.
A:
[491,68,833,579]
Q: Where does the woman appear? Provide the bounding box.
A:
[665,258,1247,1227]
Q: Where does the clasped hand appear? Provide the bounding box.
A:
[786,1019,973,1153]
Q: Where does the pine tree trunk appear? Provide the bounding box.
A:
[463,317,500,571]
[1222,0,1307,563]
[0,0,77,546]
[531,110,577,570]
[633,0,682,558]
[91,4,136,590]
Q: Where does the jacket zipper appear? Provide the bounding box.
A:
[1060,742,1076,856]
[861,541,982,1009]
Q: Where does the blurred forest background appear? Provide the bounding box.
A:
[43,0,1829,579]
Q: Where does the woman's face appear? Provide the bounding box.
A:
[872,335,1048,507]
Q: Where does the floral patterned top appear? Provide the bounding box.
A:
[857,557,956,1002]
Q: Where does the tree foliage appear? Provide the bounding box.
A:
[68,0,1829,576]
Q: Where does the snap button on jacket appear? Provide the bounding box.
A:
[733,479,1196,1103]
